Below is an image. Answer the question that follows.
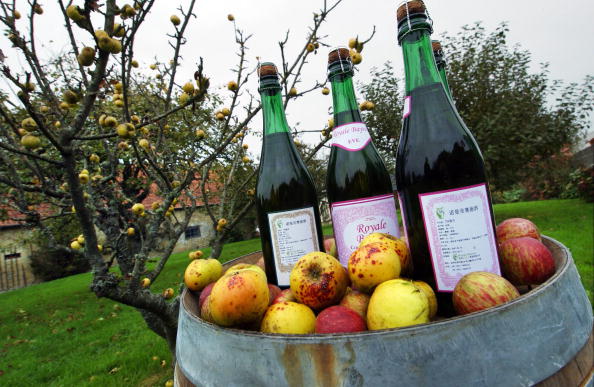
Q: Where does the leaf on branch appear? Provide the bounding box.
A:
[0,49,6,63]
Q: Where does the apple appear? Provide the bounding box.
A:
[348,242,401,293]
[315,305,367,334]
[339,287,370,320]
[255,256,265,271]
[496,218,541,244]
[260,301,316,334]
[184,258,223,291]
[412,280,438,319]
[272,288,296,304]
[209,269,269,327]
[225,263,266,279]
[367,279,430,330]
[198,282,215,310]
[453,271,520,315]
[200,294,215,323]
[290,252,349,310]
[268,284,282,305]
[498,237,556,285]
[359,233,411,275]
[323,237,337,258]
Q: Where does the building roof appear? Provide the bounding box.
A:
[0,178,223,229]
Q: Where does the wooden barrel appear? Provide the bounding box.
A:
[175,236,593,387]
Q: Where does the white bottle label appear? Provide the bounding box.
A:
[268,207,320,286]
[331,122,372,151]
[418,183,500,292]
[331,194,400,266]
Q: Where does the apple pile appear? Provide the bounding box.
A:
[184,217,558,334]
[452,217,557,315]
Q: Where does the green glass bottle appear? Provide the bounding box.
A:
[395,1,500,315]
[326,48,400,267]
[432,40,453,100]
[255,62,325,287]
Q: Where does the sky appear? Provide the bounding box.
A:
[2,0,593,156]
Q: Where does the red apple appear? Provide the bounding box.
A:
[496,218,541,244]
[290,251,349,310]
[324,237,337,258]
[198,282,215,310]
[339,287,370,319]
[267,284,282,305]
[453,271,520,315]
[272,288,296,304]
[315,305,367,333]
[498,237,556,285]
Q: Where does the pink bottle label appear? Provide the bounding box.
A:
[403,96,411,118]
[331,194,400,266]
[331,122,372,151]
[418,183,500,292]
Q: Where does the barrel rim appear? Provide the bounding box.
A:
[182,235,577,340]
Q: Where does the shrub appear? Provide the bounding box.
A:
[28,215,88,281]
[29,248,90,281]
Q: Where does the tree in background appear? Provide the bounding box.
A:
[359,22,594,194]
[0,0,347,356]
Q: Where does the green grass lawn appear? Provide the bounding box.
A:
[0,199,591,386]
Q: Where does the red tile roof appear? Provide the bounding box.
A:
[0,178,223,228]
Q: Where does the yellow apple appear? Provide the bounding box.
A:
[170,15,181,26]
[184,258,223,291]
[348,241,401,293]
[359,233,411,275]
[367,278,430,330]
[260,301,316,334]
[209,268,269,327]
[413,280,438,319]
[225,263,266,279]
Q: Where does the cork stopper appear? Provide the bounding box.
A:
[328,48,351,65]
[396,1,426,23]
[258,62,278,78]
[431,40,442,52]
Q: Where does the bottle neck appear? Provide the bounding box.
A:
[437,64,453,100]
[329,71,362,126]
[401,29,441,95]
[260,84,291,136]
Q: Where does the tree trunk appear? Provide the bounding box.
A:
[210,237,224,259]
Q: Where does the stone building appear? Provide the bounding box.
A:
[0,187,217,291]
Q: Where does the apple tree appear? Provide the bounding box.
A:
[0,0,347,357]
